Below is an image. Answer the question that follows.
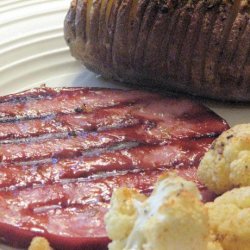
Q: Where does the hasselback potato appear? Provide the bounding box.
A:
[64,0,250,101]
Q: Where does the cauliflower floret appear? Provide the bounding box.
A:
[208,240,224,250]
[105,174,222,250]
[105,187,146,250]
[198,124,250,194]
[28,237,52,250]
[207,187,250,250]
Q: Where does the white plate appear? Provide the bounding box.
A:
[0,0,249,249]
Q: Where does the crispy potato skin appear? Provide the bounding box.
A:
[64,0,250,101]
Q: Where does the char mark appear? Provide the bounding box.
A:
[0,138,213,190]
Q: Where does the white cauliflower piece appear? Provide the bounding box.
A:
[105,187,146,250]
[207,186,250,250]
[198,124,250,194]
[105,174,222,250]
[208,240,224,250]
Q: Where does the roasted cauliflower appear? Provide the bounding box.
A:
[28,237,52,250]
[105,187,146,250]
[207,186,250,250]
[198,124,250,194]
[105,174,222,250]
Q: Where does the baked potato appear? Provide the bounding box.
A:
[64,0,250,101]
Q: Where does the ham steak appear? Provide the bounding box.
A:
[0,87,229,249]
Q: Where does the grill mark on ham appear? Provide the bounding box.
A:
[0,138,213,190]
[1,169,207,211]
[0,97,226,143]
[0,118,224,163]
[0,87,229,249]
[0,105,141,141]
[0,125,154,163]
[0,88,157,119]
[0,168,216,249]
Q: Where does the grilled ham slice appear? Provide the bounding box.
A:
[0,87,229,249]
[65,0,250,101]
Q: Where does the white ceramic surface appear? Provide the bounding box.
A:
[0,0,249,249]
